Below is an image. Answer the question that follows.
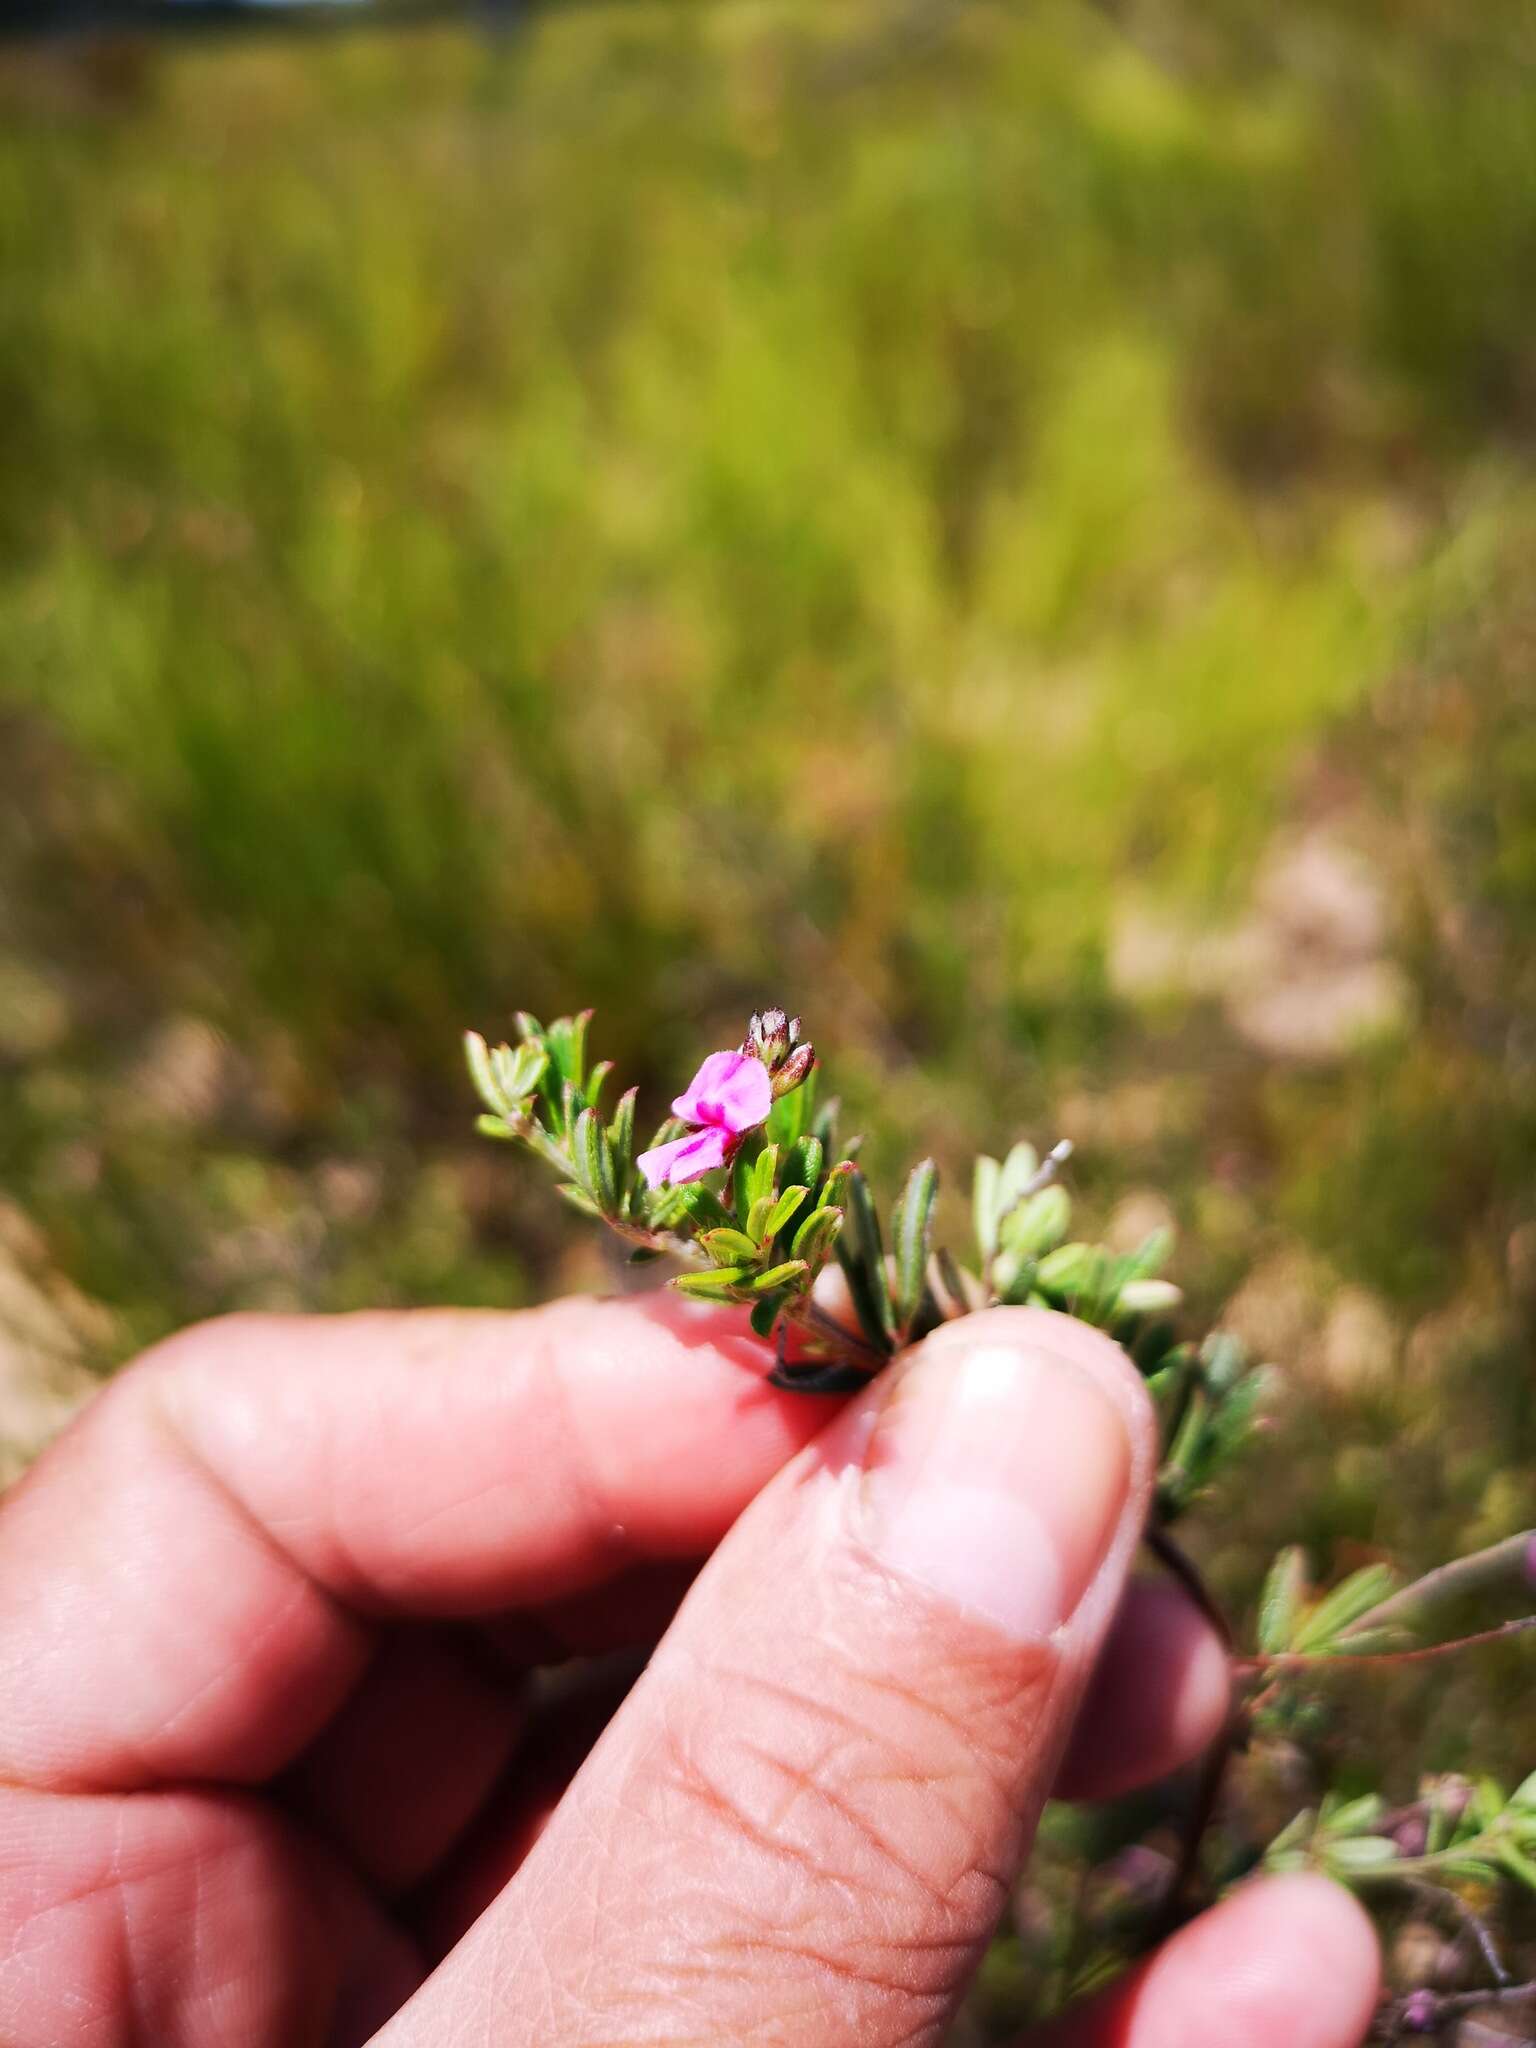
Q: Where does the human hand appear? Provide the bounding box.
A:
[0,1296,1379,2045]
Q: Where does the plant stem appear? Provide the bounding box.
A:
[1342,1529,1536,1643]
[1142,1525,1238,1942]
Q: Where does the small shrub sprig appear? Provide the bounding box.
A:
[466,1008,1536,2040]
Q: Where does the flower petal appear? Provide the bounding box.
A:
[671,1049,773,1136]
[637,1125,732,1189]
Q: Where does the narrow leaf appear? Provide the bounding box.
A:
[753,1259,809,1293]
[784,1135,825,1202]
[673,1267,748,1300]
[609,1086,638,1210]
[973,1154,1001,1260]
[837,1169,894,1350]
[750,1292,786,1338]
[1258,1546,1310,1656]
[1323,1837,1399,1873]
[465,1031,503,1115]
[998,1184,1071,1261]
[749,1145,779,1210]
[763,1184,810,1244]
[791,1205,844,1264]
[700,1227,760,1265]
[1294,1564,1400,1654]
[573,1108,608,1210]
[585,1060,614,1114]
[892,1158,939,1332]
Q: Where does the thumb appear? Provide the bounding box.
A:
[381,1307,1153,2048]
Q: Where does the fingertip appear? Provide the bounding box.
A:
[1160,1871,1381,2048]
[1243,1870,1383,2021]
[1056,1576,1232,1800]
[1037,1867,1380,2048]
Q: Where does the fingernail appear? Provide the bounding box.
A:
[858,1336,1132,1639]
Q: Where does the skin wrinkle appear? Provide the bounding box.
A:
[625,1627,1057,2030]
[729,1735,975,1915]
[651,1726,866,1905]
[661,1658,1011,1890]
[0,1794,203,1925]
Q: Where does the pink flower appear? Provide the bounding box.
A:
[638,1049,773,1190]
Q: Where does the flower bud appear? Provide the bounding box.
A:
[1421,1773,1474,1828]
[771,1041,816,1097]
[1390,1814,1429,1859]
[1400,1988,1437,2033]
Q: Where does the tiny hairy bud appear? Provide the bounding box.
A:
[748,1007,790,1063]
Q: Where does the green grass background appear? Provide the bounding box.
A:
[3,0,1536,2024]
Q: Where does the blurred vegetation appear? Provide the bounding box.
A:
[3,0,1536,2027]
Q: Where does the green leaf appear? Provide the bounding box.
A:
[1258,1547,1309,1655]
[673,1267,748,1300]
[892,1158,939,1332]
[1265,1810,1315,1863]
[749,1145,779,1210]
[745,1194,776,1245]
[764,1184,810,1242]
[998,1184,1071,1261]
[546,1009,592,1094]
[837,1168,895,1351]
[699,1227,761,1264]
[668,1184,734,1234]
[1472,1777,1509,1830]
[1117,1278,1183,1317]
[750,1292,786,1338]
[572,1108,613,1212]
[996,1141,1040,1217]
[1321,1792,1385,1837]
[791,1205,844,1264]
[1035,1242,1095,1297]
[732,1133,764,1224]
[973,1154,1002,1260]
[767,1069,815,1147]
[784,1135,825,1202]
[474,1113,516,1142]
[1510,1770,1536,1813]
[753,1259,809,1293]
[585,1060,614,1114]
[491,1039,546,1111]
[1123,1227,1175,1281]
[1200,1330,1249,1396]
[609,1086,638,1208]
[1208,1364,1270,1461]
[1499,1843,1536,1892]
[1294,1564,1400,1653]
[557,1183,602,1219]
[465,1031,501,1114]
[1323,1836,1399,1874]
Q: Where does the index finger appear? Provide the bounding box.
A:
[0,1294,836,1792]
